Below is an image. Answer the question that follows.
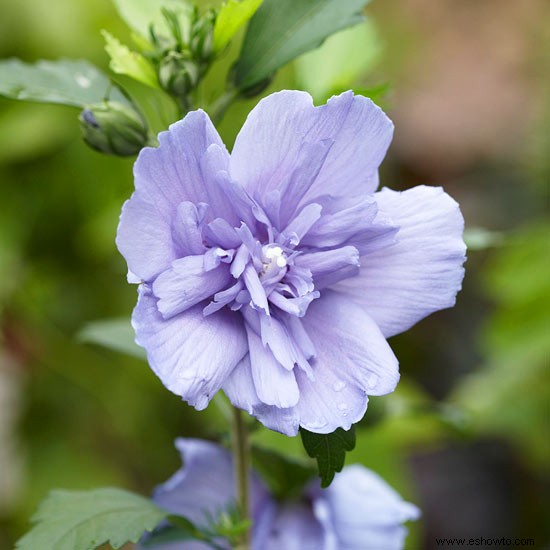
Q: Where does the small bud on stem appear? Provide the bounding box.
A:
[79,101,149,157]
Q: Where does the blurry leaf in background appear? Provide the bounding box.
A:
[102,31,160,89]
[78,318,146,360]
[0,59,130,107]
[295,19,381,103]
[352,83,390,107]
[233,0,371,90]
[251,445,316,500]
[0,103,73,163]
[0,214,26,315]
[463,226,506,251]
[111,0,192,40]
[15,488,168,550]
[212,0,262,55]
[450,222,550,467]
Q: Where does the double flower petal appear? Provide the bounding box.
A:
[117,91,466,435]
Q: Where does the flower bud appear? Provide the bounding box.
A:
[190,9,216,63]
[158,52,200,99]
[237,74,274,99]
[79,101,149,157]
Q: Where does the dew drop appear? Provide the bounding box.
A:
[75,73,91,88]
[366,372,379,389]
[337,403,349,414]
[332,380,346,392]
[306,420,328,430]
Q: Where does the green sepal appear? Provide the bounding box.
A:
[79,101,149,157]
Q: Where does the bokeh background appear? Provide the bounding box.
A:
[0,0,549,548]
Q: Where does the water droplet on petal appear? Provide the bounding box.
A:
[366,372,379,390]
[306,420,328,430]
[333,380,346,392]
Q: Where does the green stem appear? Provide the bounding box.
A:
[210,89,238,125]
[176,94,192,118]
[232,406,250,549]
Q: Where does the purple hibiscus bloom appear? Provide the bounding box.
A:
[117,90,466,435]
[139,438,420,550]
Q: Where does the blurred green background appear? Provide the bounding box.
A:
[0,0,549,548]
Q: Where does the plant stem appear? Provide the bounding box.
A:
[232,406,250,549]
[210,89,238,125]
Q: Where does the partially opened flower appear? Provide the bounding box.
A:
[117,90,466,435]
[140,438,420,550]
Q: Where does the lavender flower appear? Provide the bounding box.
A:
[117,91,466,435]
[140,438,420,550]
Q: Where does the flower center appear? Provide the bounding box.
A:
[261,244,288,270]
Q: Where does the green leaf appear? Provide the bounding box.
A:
[102,31,159,89]
[295,19,381,102]
[251,445,316,499]
[0,59,130,108]
[352,83,391,106]
[15,488,169,550]
[112,0,192,39]
[140,525,197,548]
[450,223,550,467]
[78,318,146,360]
[212,0,263,54]
[233,0,371,90]
[299,426,356,488]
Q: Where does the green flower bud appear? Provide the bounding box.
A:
[79,101,149,157]
[158,52,200,99]
[237,74,274,99]
[190,9,216,63]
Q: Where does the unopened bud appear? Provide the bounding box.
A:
[79,101,149,157]
[158,52,199,99]
[237,74,274,99]
[190,9,216,63]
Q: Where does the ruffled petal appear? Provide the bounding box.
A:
[116,193,179,283]
[247,326,300,408]
[153,256,232,318]
[296,292,399,433]
[134,111,230,215]
[318,464,420,550]
[299,195,378,249]
[116,111,230,281]
[222,355,259,414]
[133,286,247,410]
[334,185,466,338]
[222,355,300,436]
[229,91,393,216]
[294,246,360,290]
[172,202,208,256]
[281,203,323,245]
[227,293,398,434]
